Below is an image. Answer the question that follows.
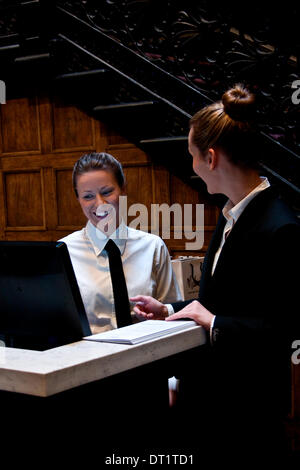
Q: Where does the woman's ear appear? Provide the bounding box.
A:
[207,148,218,170]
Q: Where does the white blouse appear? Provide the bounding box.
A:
[60,221,182,334]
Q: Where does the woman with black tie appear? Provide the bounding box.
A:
[131,84,300,464]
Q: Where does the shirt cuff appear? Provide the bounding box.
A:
[209,315,216,344]
[165,304,174,316]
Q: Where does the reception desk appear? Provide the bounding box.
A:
[0,324,206,396]
[0,324,206,463]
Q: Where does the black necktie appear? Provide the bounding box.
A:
[104,239,132,328]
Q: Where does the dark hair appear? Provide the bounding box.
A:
[190,84,259,168]
[72,152,126,197]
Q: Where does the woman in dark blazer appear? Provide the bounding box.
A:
[131,84,300,463]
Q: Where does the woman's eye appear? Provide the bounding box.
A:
[101,189,113,196]
[82,194,94,200]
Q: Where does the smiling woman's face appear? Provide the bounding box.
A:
[76,170,125,230]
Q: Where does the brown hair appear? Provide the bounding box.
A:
[72,152,126,197]
[190,84,258,168]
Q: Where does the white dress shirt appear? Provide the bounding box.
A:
[60,221,182,334]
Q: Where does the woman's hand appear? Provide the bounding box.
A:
[130,295,169,320]
[166,300,215,331]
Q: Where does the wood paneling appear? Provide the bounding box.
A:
[0,90,218,256]
[107,144,150,166]
[51,96,95,152]
[4,170,45,229]
[55,168,86,229]
[0,96,41,155]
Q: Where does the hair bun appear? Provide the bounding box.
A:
[222,84,256,122]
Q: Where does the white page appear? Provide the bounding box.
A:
[84,320,197,344]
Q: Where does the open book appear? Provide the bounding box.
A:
[84,319,197,345]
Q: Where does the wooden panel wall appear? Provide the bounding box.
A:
[0,91,218,255]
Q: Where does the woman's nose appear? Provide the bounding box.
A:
[95,193,106,205]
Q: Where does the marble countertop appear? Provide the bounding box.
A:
[0,325,206,397]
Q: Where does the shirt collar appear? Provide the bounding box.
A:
[85,220,128,257]
[223,177,270,223]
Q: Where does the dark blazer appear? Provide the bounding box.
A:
[172,187,300,449]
